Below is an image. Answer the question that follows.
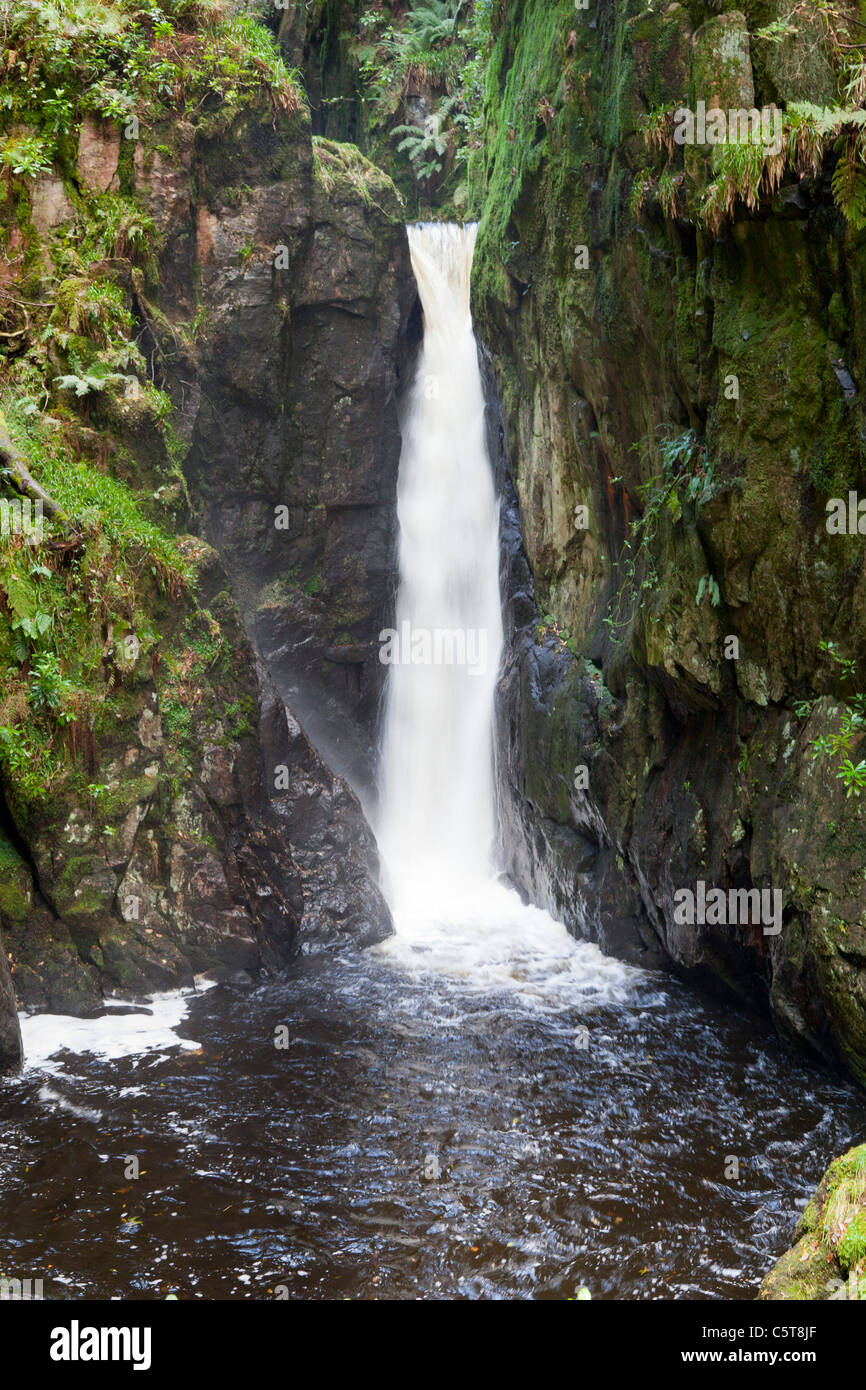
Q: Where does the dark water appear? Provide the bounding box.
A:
[1,944,864,1301]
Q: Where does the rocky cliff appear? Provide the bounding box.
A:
[0,2,399,1057]
[466,0,866,1096]
[162,120,415,798]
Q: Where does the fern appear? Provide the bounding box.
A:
[391,118,449,179]
[402,0,466,52]
[831,140,866,230]
[53,365,133,397]
[696,574,721,608]
[656,169,679,218]
[787,102,866,135]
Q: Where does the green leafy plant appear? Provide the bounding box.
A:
[0,0,304,171]
[604,429,719,642]
[391,116,450,180]
[809,641,866,797]
[0,133,52,178]
[28,651,75,720]
[392,90,471,180]
[656,169,680,218]
[831,141,866,230]
[403,0,467,50]
[755,18,798,43]
[0,723,62,802]
[53,364,135,398]
[11,608,53,650]
[347,0,489,193]
[695,574,721,608]
[641,71,866,235]
[629,172,652,219]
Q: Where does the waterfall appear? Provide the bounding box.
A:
[377,222,503,922]
[375,222,633,1007]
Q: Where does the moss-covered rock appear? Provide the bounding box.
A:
[471,0,866,1091]
[0,915,21,1073]
[690,12,755,114]
[0,1,394,1023]
[761,1144,866,1300]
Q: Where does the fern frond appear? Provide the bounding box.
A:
[831,139,866,230]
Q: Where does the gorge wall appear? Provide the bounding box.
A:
[0,8,410,1063]
[468,0,866,1095]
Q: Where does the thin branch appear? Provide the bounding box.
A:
[0,407,70,523]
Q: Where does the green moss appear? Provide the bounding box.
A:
[0,830,32,923]
[223,696,256,742]
[312,136,403,217]
[759,1232,837,1300]
[162,701,192,746]
[838,1212,866,1271]
[50,853,109,920]
[475,0,574,271]
[766,1144,866,1297]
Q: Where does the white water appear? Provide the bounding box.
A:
[376,223,638,1007]
[16,978,216,1073]
[377,223,502,910]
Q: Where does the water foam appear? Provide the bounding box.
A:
[18,978,216,1072]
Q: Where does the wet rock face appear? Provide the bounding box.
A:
[0,922,22,1073]
[488,357,668,973]
[476,0,866,1084]
[135,110,415,799]
[77,114,120,194]
[1,549,392,1018]
[689,12,754,112]
[260,690,392,953]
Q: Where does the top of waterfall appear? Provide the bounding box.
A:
[406,222,479,330]
[407,220,480,230]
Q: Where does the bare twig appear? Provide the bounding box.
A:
[0,406,69,523]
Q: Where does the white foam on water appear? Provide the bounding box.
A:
[18,977,216,1072]
[36,1083,103,1120]
[375,874,638,1011]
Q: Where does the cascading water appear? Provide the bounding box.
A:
[377,223,502,910]
[375,223,630,1005]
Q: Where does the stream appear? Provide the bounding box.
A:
[1,914,864,1301]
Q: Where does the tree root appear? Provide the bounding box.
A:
[0,407,80,541]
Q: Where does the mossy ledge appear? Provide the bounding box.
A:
[761,1143,866,1300]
